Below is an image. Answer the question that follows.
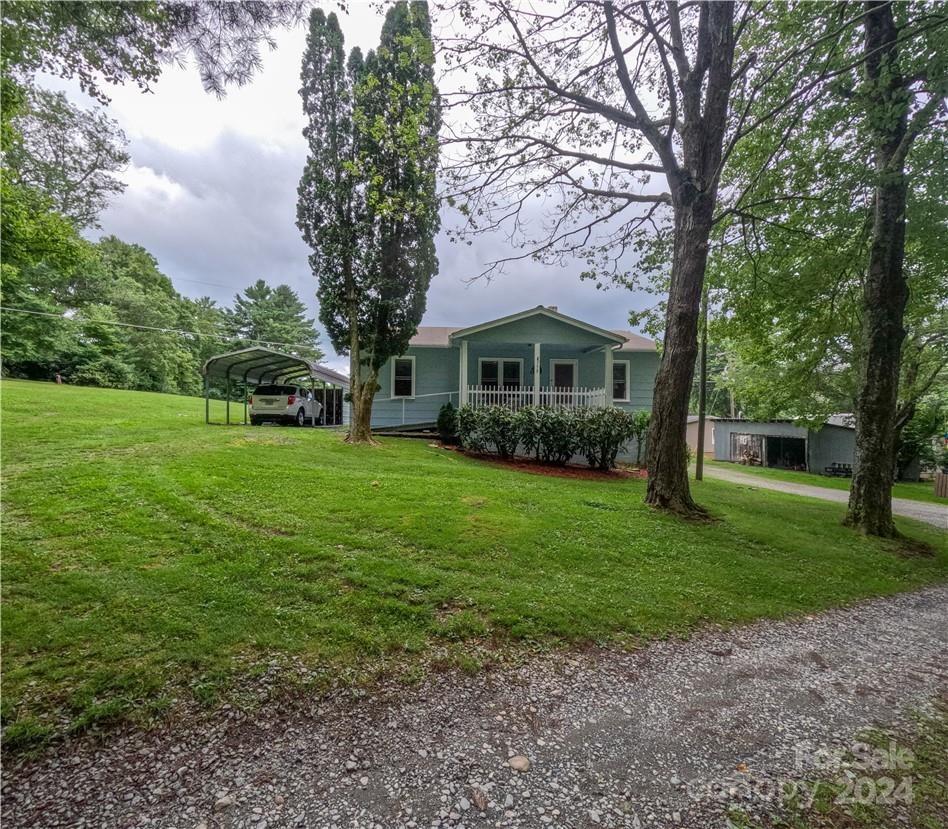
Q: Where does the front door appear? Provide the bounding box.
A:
[551,361,576,389]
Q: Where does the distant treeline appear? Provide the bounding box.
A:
[1,229,323,396]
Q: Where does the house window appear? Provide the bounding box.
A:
[479,359,522,388]
[392,357,415,398]
[612,361,630,401]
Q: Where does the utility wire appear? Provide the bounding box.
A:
[0,305,321,353]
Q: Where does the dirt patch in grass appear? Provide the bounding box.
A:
[450,448,645,480]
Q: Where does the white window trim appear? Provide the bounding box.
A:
[391,355,416,398]
[549,358,579,389]
[477,357,524,387]
[612,360,631,402]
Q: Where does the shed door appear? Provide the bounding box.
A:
[730,432,763,464]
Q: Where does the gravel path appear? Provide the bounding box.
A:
[703,464,948,529]
[5,587,947,829]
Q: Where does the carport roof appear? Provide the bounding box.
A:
[202,347,349,388]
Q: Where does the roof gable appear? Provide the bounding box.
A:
[450,306,625,344]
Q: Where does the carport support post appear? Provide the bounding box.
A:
[322,385,327,425]
[311,379,316,427]
[204,374,210,424]
[243,383,248,425]
[225,377,231,425]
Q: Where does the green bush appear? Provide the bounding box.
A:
[459,404,635,468]
[479,405,519,458]
[71,356,136,389]
[437,401,458,443]
[630,409,650,465]
[456,404,483,451]
[512,406,544,460]
[534,406,580,465]
[577,407,636,470]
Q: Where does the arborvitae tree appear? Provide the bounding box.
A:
[229,279,323,361]
[297,3,440,443]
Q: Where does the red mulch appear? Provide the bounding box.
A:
[436,444,647,481]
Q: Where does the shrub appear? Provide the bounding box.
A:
[71,356,135,389]
[630,409,650,465]
[535,406,580,465]
[479,405,519,458]
[512,406,544,460]
[437,402,458,443]
[456,404,483,451]
[577,407,636,470]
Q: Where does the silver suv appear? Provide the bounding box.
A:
[249,384,322,426]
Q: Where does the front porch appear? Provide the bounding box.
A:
[452,306,626,413]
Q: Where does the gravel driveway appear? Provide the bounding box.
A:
[703,463,948,529]
[5,587,947,829]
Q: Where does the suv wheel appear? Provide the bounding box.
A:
[296,408,306,426]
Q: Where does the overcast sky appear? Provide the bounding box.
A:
[50,4,657,372]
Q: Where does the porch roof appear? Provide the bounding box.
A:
[408,306,656,351]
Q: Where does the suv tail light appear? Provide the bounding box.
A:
[249,396,253,406]
[287,395,296,405]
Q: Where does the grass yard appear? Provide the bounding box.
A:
[706,459,947,504]
[2,380,946,752]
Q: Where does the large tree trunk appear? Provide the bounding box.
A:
[346,306,379,445]
[348,373,378,443]
[644,1,734,516]
[348,372,378,443]
[645,193,715,514]
[844,1,910,537]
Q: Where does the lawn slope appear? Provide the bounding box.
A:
[2,380,946,750]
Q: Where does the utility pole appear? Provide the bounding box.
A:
[695,286,708,480]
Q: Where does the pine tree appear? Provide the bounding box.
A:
[297,2,440,443]
[229,278,323,362]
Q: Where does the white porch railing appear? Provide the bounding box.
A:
[467,385,607,410]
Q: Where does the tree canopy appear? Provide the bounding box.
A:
[5,86,129,228]
[298,2,440,442]
[228,279,324,362]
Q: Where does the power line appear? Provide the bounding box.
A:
[0,305,320,353]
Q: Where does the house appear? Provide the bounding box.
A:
[712,418,856,473]
[370,305,659,430]
[686,415,717,457]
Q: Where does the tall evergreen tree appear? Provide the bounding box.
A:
[229,279,323,362]
[297,3,440,443]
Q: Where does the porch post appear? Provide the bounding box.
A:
[459,339,469,405]
[604,346,613,408]
[533,341,541,405]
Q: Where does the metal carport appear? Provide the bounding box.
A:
[202,347,349,426]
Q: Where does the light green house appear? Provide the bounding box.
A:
[371,305,658,429]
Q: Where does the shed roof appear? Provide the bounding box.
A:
[714,417,854,431]
[202,347,349,388]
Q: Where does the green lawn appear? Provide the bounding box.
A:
[706,459,947,504]
[2,380,946,752]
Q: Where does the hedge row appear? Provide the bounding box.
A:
[444,403,649,470]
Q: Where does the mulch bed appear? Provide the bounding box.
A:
[436,444,647,481]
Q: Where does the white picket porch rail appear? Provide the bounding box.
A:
[467,385,607,411]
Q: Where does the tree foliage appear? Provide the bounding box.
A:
[297,2,440,443]
[228,279,323,362]
[704,1,947,533]
[0,1,308,101]
[5,86,129,228]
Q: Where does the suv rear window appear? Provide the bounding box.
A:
[253,385,297,396]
